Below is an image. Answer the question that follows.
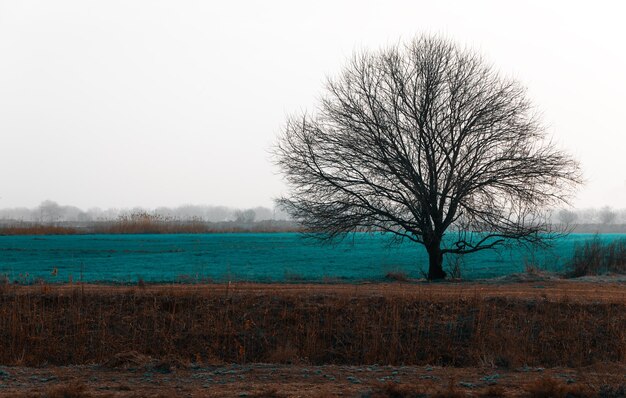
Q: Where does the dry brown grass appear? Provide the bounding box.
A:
[567,237,626,277]
[524,377,594,397]
[97,212,209,234]
[384,271,410,282]
[366,382,428,398]
[0,283,625,368]
[0,224,79,235]
[249,389,288,398]
[43,383,88,398]
[0,218,301,235]
[14,383,176,398]
[479,385,506,397]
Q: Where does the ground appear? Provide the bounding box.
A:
[1,278,625,397]
[1,363,626,397]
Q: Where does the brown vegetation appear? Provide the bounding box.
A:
[40,383,88,398]
[274,35,582,280]
[1,282,625,368]
[0,218,300,235]
[524,376,594,398]
[0,224,80,235]
[97,212,209,234]
[567,237,626,277]
[383,271,410,282]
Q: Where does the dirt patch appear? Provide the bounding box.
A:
[6,279,626,302]
[1,363,625,397]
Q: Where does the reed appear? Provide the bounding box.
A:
[0,218,301,235]
[567,237,626,277]
[0,223,79,235]
[0,283,624,368]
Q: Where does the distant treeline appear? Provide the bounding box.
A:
[569,224,626,233]
[554,206,626,233]
[0,201,291,223]
[0,218,301,235]
[1,201,624,224]
[0,201,625,235]
[554,206,626,226]
[0,201,299,234]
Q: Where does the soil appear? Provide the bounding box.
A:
[1,363,625,397]
[9,277,626,304]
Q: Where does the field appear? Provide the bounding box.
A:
[2,233,625,283]
[1,280,626,396]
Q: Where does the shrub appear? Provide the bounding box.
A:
[567,237,626,277]
[384,271,409,282]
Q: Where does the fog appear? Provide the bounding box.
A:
[0,201,291,223]
[0,1,624,209]
[1,201,625,227]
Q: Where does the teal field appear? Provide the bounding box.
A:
[1,233,624,283]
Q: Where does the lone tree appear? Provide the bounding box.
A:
[275,36,581,280]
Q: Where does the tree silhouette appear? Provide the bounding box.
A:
[275,35,581,279]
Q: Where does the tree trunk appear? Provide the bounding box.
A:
[426,241,446,280]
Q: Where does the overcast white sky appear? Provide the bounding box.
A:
[0,0,624,210]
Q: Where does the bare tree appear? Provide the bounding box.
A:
[599,206,616,225]
[557,209,578,225]
[38,200,62,224]
[234,209,256,224]
[275,35,581,280]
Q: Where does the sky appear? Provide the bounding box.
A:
[0,0,624,210]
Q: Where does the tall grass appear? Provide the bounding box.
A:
[0,217,301,235]
[567,237,626,277]
[0,223,79,235]
[0,284,624,367]
[98,212,208,234]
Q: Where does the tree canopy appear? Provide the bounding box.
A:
[275,35,582,279]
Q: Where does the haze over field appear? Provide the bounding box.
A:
[0,201,290,223]
[0,201,624,227]
[1,0,624,210]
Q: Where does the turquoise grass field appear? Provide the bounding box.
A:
[0,233,623,283]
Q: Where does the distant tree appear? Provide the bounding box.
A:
[618,209,626,224]
[272,205,292,221]
[76,211,93,222]
[577,208,597,224]
[234,209,256,223]
[599,206,616,225]
[61,205,83,221]
[0,207,33,221]
[251,206,274,221]
[173,205,207,221]
[38,200,62,223]
[275,35,581,280]
[557,209,578,225]
[200,206,231,222]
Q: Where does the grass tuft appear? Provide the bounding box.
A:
[384,271,409,282]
